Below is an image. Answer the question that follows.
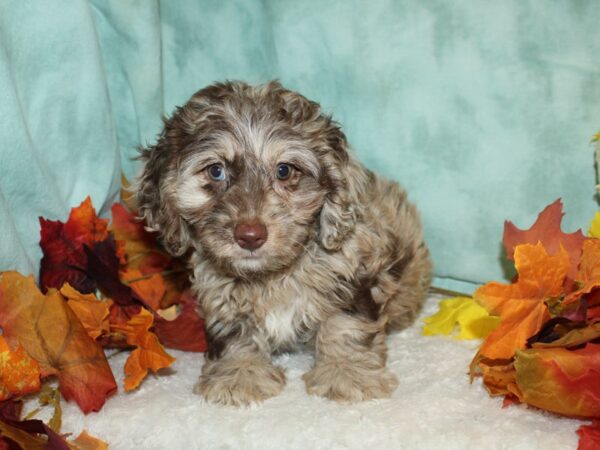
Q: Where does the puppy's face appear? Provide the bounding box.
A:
[138,82,351,278]
[174,132,326,276]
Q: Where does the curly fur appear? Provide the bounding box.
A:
[136,81,432,406]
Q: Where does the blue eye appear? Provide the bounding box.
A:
[208,164,225,181]
[276,163,292,180]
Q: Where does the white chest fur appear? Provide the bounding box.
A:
[261,293,318,350]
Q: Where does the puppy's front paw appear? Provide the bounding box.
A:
[194,357,286,406]
[303,363,398,403]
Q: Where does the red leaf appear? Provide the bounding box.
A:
[154,290,207,352]
[39,197,108,293]
[578,421,600,450]
[503,199,585,285]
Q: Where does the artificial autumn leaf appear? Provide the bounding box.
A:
[69,430,109,450]
[577,421,600,450]
[39,197,108,293]
[111,308,175,391]
[503,199,585,283]
[422,296,500,340]
[588,212,600,238]
[0,335,41,401]
[153,289,207,352]
[0,403,70,450]
[119,173,138,214]
[472,357,520,398]
[0,272,117,413]
[110,203,170,274]
[514,344,600,418]
[60,284,111,340]
[475,243,569,360]
[111,202,190,309]
[531,322,600,349]
[122,269,165,311]
[84,236,139,307]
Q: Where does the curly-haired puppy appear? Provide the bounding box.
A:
[137,81,432,406]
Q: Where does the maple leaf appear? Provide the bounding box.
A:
[69,430,109,450]
[110,203,170,274]
[111,202,190,310]
[422,296,500,340]
[0,336,41,401]
[84,236,140,307]
[39,197,108,293]
[0,272,117,413]
[503,199,585,284]
[577,421,600,450]
[122,269,166,311]
[514,344,600,418]
[111,308,175,391]
[588,212,600,238]
[474,242,569,360]
[59,284,111,340]
[153,289,207,352]
[0,399,69,450]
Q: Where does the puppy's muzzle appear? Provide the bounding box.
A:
[234,221,268,250]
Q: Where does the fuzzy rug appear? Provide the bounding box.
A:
[39,294,585,449]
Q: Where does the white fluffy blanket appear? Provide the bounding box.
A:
[51,294,584,449]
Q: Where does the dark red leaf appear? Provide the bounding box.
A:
[84,236,139,307]
[154,290,207,352]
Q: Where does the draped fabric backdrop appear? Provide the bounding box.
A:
[1,0,599,291]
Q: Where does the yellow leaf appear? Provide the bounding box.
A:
[588,212,600,238]
[422,296,500,340]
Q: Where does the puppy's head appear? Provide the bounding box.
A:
[137,81,355,277]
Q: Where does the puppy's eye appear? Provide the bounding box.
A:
[207,164,226,181]
[276,163,293,181]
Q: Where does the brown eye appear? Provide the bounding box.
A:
[276,163,292,180]
[208,164,226,181]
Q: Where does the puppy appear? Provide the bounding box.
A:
[136,81,432,406]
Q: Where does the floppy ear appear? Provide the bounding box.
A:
[272,82,358,251]
[317,120,357,251]
[136,115,192,257]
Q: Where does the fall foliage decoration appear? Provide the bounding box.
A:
[0,186,207,448]
[424,199,600,449]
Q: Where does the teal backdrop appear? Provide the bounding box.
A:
[1,0,599,292]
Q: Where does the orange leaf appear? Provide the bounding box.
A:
[473,356,520,398]
[60,284,111,340]
[503,199,585,284]
[475,243,569,360]
[112,308,175,391]
[69,430,109,450]
[514,344,600,418]
[0,335,41,401]
[110,203,170,273]
[121,269,165,311]
[65,196,109,246]
[0,272,117,413]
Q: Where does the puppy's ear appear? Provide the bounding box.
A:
[265,81,358,250]
[317,120,357,251]
[136,116,192,257]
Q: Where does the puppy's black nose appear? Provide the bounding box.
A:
[234,221,268,250]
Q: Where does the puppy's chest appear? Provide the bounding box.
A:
[254,288,321,350]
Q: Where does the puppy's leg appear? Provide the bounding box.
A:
[195,320,285,406]
[303,312,398,402]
